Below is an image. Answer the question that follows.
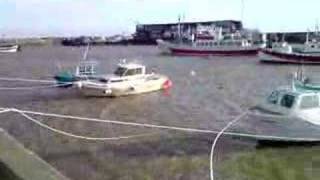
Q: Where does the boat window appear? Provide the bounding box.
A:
[110,79,123,83]
[135,68,142,74]
[125,69,136,76]
[300,95,319,109]
[267,91,279,104]
[99,78,108,83]
[280,94,295,108]
[114,67,127,76]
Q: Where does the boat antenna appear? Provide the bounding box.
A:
[315,19,319,36]
[241,0,245,23]
[178,14,181,43]
[82,43,90,61]
[306,29,310,44]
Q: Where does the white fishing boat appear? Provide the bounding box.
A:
[253,87,320,126]
[75,61,172,97]
[0,44,20,53]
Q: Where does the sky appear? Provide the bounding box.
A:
[0,0,320,37]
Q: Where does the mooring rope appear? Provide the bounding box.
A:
[0,107,319,180]
[0,107,318,142]
[0,83,73,90]
[3,108,156,141]
[0,77,56,83]
[209,110,248,180]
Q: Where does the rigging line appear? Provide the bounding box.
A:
[0,83,73,90]
[0,77,56,83]
[210,110,248,180]
[12,109,156,141]
[4,107,320,142]
[0,109,11,114]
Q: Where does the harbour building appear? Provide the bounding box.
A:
[133,20,243,44]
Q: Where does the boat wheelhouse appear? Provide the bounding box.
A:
[256,88,320,126]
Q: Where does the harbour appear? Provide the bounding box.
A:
[0,44,319,179]
[1,0,320,179]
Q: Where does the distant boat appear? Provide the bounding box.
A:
[260,26,320,64]
[259,41,320,64]
[157,26,259,56]
[0,44,20,53]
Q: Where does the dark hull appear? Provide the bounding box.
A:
[260,48,320,64]
[170,47,259,56]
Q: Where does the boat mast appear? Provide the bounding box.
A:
[178,15,182,43]
[241,0,245,23]
[306,29,309,44]
[82,43,90,61]
[315,19,319,36]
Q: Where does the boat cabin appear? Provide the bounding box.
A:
[267,89,319,111]
[303,39,320,53]
[113,63,146,77]
[263,88,320,125]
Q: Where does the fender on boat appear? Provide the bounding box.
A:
[162,79,173,89]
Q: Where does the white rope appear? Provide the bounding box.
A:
[11,109,155,141]
[209,111,248,180]
[2,107,319,142]
[0,109,11,114]
[0,83,73,90]
[0,77,55,83]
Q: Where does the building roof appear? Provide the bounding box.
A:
[138,20,242,27]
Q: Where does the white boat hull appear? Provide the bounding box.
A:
[77,75,171,97]
[0,45,19,53]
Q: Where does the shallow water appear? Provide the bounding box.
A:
[0,45,319,180]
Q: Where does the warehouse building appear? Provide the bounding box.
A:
[133,20,243,44]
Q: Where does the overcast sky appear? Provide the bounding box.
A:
[0,0,320,37]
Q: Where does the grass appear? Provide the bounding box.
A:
[217,147,320,180]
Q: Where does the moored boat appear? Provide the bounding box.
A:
[259,44,320,64]
[75,62,172,97]
[252,86,320,126]
[259,28,320,64]
[0,44,20,53]
[157,26,259,56]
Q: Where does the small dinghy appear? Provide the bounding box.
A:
[54,60,99,87]
[54,44,100,87]
[75,62,172,97]
[0,44,20,53]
